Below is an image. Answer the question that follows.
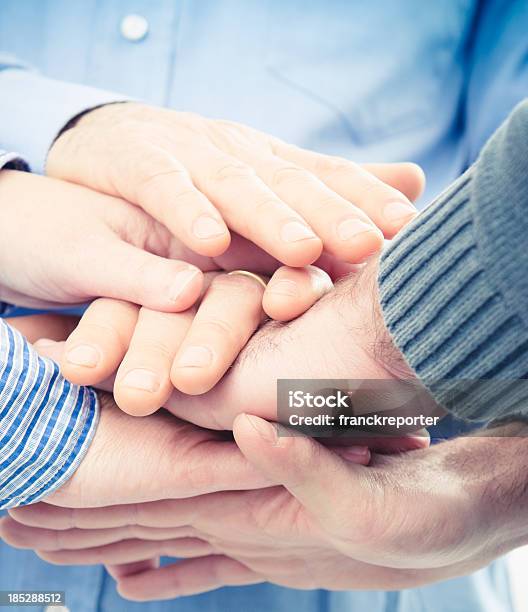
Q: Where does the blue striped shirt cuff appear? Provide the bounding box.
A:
[0,319,99,509]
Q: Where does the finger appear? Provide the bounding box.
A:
[171,272,265,395]
[37,537,214,566]
[0,516,197,551]
[5,314,78,344]
[253,156,384,262]
[117,556,261,601]
[361,162,426,202]
[233,414,372,527]
[35,339,115,392]
[213,232,281,276]
[272,143,419,238]
[114,308,194,416]
[106,558,160,580]
[49,139,231,258]
[58,299,138,386]
[263,265,333,321]
[83,237,203,312]
[322,430,430,455]
[8,500,196,531]
[127,149,231,257]
[187,149,323,267]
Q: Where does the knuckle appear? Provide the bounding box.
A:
[210,162,254,184]
[134,157,188,198]
[171,188,202,210]
[315,155,359,179]
[210,273,262,299]
[200,317,240,343]
[358,178,392,200]
[312,194,348,216]
[70,321,128,355]
[127,340,174,364]
[270,165,309,188]
[253,196,282,220]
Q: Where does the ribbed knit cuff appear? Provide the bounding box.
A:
[379,170,528,423]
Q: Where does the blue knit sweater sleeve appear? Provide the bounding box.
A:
[379,99,528,422]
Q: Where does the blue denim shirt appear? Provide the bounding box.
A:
[0,1,527,610]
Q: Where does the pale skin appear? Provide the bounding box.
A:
[38,265,335,414]
[1,269,377,509]
[3,269,528,601]
[0,134,435,599]
[5,420,526,601]
[0,263,428,530]
[34,263,435,445]
[48,102,425,265]
[0,159,422,312]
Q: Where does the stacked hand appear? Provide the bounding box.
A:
[0,103,436,601]
[3,281,525,600]
[4,420,524,601]
[48,103,423,263]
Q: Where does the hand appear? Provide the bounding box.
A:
[36,265,334,415]
[0,169,397,313]
[3,392,276,510]
[0,170,207,311]
[158,259,438,432]
[6,422,526,600]
[48,102,425,265]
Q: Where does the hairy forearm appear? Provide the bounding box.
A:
[435,423,528,555]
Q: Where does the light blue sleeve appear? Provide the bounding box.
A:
[0,54,128,174]
[0,318,99,509]
[0,149,28,173]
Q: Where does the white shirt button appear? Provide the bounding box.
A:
[120,14,149,42]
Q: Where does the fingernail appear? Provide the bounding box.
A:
[192,215,226,239]
[176,346,212,368]
[244,413,277,443]
[306,266,333,295]
[65,344,100,368]
[337,218,379,241]
[121,368,160,392]
[281,221,317,243]
[267,279,298,297]
[383,201,417,224]
[170,269,199,303]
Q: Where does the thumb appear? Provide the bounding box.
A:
[233,413,372,525]
[81,238,204,313]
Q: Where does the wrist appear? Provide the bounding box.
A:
[71,100,143,130]
[346,259,415,380]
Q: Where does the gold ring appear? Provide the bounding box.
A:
[227,270,268,289]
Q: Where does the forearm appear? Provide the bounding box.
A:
[439,423,528,554]
[0,319,99,509]
[379,99,528,422]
